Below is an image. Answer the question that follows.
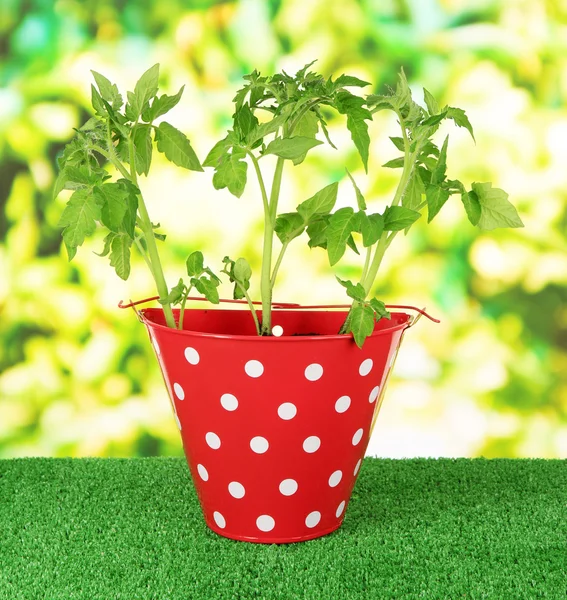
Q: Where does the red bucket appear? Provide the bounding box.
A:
[139,307,411,543]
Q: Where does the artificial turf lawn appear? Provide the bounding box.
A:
[0,458,565,600]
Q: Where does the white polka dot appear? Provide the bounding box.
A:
[303,436,321,453]
[256,515,275,532]
[359,358,373,376]
[173,382,185,400]
[228,481,245,499]
[354,459,362,476]
[272,325,284,337]
[184,347,200,365]
[220,393,238,411]
[352,428,364,446]
[279,479,298,496]
[205,432,221,450]
[197,464,208,481]
[336,501,346,518]
[335,395,351,413]
[245,360,264,378]
[250,436,269,454]
[305,363,323,381]
[174,413,181,430]
[213,511,226,529]
[328,470,343,487]
[277,403,297,420]
[369,386,380,403]
[305,511,321,528]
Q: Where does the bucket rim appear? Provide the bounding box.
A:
[138,307,412,342]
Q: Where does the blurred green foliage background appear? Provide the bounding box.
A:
[1,0,566,459]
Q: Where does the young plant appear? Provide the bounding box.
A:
[54,65,211,329]
[204,64,523,345]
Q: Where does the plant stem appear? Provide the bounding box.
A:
[360,246,372,284]
[178,285,192,331]
[127,129,176,329]
[235,283,261,335]
[260,155,285,335]
[247,151,270,216]
[271,241,288,288]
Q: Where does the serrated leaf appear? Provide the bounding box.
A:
[91,70,123,109]
[426,185,450,223]
[346,233,359,255]
[335,74,371,88]
[349,303,375,348]
[109,233,132,280]
[142,85,184,122]
[95,183,129,233]
[94,232,115,258]
[274,212,305,243]
[290,110,319,165]
[58,189,102,253]
[154,121,203,171]
[336,277,367,303]
[264,136,323,160]
[403,171,425,211]
[191,275,220,304]
[421,111,447,127]
[326,207,355,266]
[186,251,204,276]
[234,103,259,140]
[128,64,160,119]
[335,91,372,172]
[91,84,107,117]
[162,278,185,305]
[212,151,248,198]
[203,136,233,168]
[297,181,338,222]
[345,168,366,210]
[446,106,475,142]
[248,113,287,146]
[369,298,391,320]
[360,213,384,247]
[461,190,481,226]
[423,88,439,116]
[306,218,329,249]
[431,136,449,186]
[383,206,421,231]
[132,124,152,176]
[382,157,405,169]
[389,136,405,151]
[472,182,523,230]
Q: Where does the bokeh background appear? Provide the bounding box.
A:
[1,0,566,459]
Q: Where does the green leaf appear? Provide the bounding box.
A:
[383,206,421,231]
[336,277,366,302]
[290,110,319,165]
[446,106,475,142]
[326,207,355,266]
[248,113,287,146]
[212,152,248,198]
[264,136,323,160]
[426,185,450,223]
[233,257,252,284]
[203,136,233,168]
[132,124,153,176]
[403,171,425,211]
[421,111,447,127]
[306,218,329,249]
[58,189,102,253]
[142,85,184,122]
[91,85,107,117]
[461,190,481,226]
[95,232,114,258]
[431,136,449,186]
[472,182,523,230]
[191,275,220,304]
[109,233,132,280]
[91,70,123,109]
[297,181,338,222]
[117,179,139,238]
[95,183,129,233]
[360,213,384,247]
[274,212,305,243]
[161,278,186,305]
[368,298,391,320]
[235,104,259,140]
[186,251,204,276]
[345,168,366,210]
[128,64,160,119]
[335,74,371,88]
[389,136,405,151]
[382,157,405,169]
[335,91,372,172]
[346,233,359,255]
[423,88,439,116]
[154,121,203,171]
[349,303,375,348]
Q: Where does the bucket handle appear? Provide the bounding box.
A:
[118,296,439,326]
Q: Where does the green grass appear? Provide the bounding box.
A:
[0,458,565,599]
